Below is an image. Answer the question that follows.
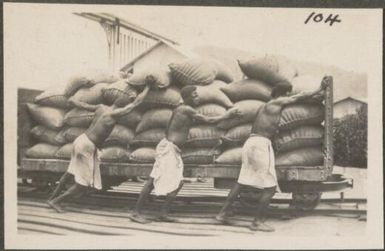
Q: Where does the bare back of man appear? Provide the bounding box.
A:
[166,105,198,147]
[84,105,116,148]
[251,102,283,139]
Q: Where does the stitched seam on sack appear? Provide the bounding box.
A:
[104,88,136,97]
[280,114,323,126]
[173,68,214,84]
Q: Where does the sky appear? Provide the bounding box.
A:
[4,3,381,90]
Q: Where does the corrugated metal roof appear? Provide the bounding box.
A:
[119,41,164,72]
[334,96,367,105]
[74,12,179,45]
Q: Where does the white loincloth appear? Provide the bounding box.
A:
[67,133,102,190]
[150,138,184,196]
[238,134,281,192]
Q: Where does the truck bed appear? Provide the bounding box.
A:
[18,77,334,183]
[20,158,327,181]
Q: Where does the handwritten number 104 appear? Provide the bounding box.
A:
[305,12,341,26]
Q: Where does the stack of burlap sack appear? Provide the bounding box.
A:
[129,58,234,164]
[26,55,326,167]
[26,71,137,162]
[215,55,325,166]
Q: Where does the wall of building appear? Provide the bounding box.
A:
[109,27,158,72]
[334,99,366,118]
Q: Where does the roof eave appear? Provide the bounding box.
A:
[119,41,164,72]
[74,12,179,45]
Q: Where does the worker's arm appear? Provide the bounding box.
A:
[191,107,241,124]
[68,97,100,111]
[272,79,328,106]
[110,85,150,118]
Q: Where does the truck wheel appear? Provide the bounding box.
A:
[291,192,322,211]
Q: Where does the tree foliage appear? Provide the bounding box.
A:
[333,105,367,167]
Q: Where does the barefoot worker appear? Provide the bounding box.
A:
[216,78,329,232]
[47,84,150,213]
[129,86,241,224]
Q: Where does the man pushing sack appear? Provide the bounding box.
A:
[128,85,241,223]
[216,77,329,232]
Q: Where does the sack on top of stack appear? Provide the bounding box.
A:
[34,85,71,109]
[208,58,234,83]
[27,103,66,129]
[145,67,172,89]
[238,55,297,85]
[85,70,121,84]
[217,100,265,129]
[64,70,121,97]
[135,108,172,133]
[169,58,218,86]
[139,86,182,109]
[221,79,272,102]
[102,80,138,106]
[195,81,233,108]
[30,125,67,146]
[128,65,172,89]
[64,75,94,97]
[70,83,109,105]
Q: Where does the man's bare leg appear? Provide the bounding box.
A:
[157,181,184,222]
[249,186,276,232]
[128,178,154,224]
[48,172,73,201]
[215,183,242,223]
[47,183,86,213]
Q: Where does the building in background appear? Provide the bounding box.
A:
[75,13,179,72]
[120,40,198,74]
[333,96,367,119]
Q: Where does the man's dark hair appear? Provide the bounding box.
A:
[271,81,292,98]
[180,85,197,101]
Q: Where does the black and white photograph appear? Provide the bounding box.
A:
[3,3,383,249]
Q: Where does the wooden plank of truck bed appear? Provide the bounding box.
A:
[20,158,327,181]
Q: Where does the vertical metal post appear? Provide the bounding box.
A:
[111,25,116,72]
[323,76,334,179]
[99,19,114,72]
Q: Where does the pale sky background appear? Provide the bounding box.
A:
[4,3,380,90]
